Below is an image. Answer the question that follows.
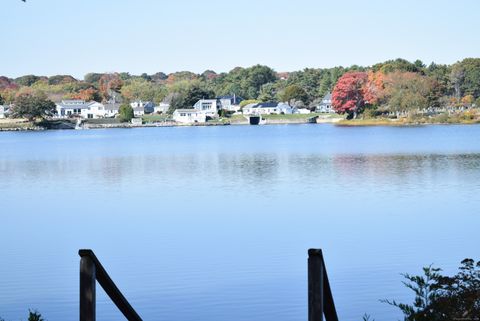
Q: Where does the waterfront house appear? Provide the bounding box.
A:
[294,108,311,114]
[103,102,120,118]
[0,105,5,118]
[316,93,334,113]
[278,103,295,114]
[154,102,170,114]
[173,109,206,123]
[193,99,220,118]
[130,100,155,115]
[243,102,294,115]
[55,100,106,119]
[217,95,243,112]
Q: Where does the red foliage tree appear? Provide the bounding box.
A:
[332,72,368,118]
[70,88,101,101]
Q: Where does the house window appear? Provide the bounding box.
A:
[180,113,186,116]
[88,114,93,119]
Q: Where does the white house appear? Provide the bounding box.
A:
[0,105,5,119]
[104,102,120,117]
[243,102,294,115]
[277,102,294,114]
[193,99,219,118]
[173,109,206,123]
[217,95,243,112]
[133,106,144,117]
[130,100,155,114]
[316,93,334,113]
[294,108,311,114]
[154,102,170,114]
[55,100,106,119]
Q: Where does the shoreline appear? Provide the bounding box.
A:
[1,116,480,131]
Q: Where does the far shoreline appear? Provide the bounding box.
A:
[2,115,480,132]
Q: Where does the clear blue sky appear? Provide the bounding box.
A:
[2,0,479,79]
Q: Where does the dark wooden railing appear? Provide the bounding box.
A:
[79,248,337,321]
[308,249,338,321]
[79,249,142,321]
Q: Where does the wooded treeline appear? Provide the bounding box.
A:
[1,58,479,115]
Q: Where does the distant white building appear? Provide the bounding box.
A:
[103,102,120,118]
[131,118,143,126]
[55,100,106,119]
[316,93,334,113]
[193,99,220,118]
[0,105,5,119]
[217,95,243,112]
[130,100,155,114]
[243,102,294,115]
[173,109,206,123]
[154,102,170,114]
[294,108,311,114]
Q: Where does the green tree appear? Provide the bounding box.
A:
[15,75,43,86]
[0,94,4,105]
[279,85,308,105]
[258,82,277,102]
[184,85,215,107]
[372,58,422,74]
[383,259,480,321]
[118,103,134,122]
[48,75,77,85]
[457,58,480,98]
[83,73,103,84]
[12,91,56,120]
[121,78,159,102]
[28,310,44,321]
[216,65,277,99]
[384,72,433,114]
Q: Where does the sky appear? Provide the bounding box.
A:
[2,0,479,79]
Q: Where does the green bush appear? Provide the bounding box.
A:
[382,259,480,321]
[118,103,134,122]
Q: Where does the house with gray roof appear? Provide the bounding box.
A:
[130,100,155,116]
[316,93,334,113]
[173,109,206,123]
[217,94,244,112]
[55,100,106,119]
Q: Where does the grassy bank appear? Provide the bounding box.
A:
[336,111,480,126]
[142,114,171,123]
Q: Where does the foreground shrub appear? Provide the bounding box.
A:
[383,259,480,320]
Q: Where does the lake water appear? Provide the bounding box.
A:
[1,124,479,321]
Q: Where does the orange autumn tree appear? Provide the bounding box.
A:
[364,71,387,105]
[70,88,101,101]
[98,73,123,100]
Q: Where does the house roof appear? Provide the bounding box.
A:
[104,103,120,111]
[175,108,202,113]
[217,95,244,105]
[323,93,332,100]
[256,102,279,108]
[57,101,91,109]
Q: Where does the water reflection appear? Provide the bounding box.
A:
[1,126,480,321]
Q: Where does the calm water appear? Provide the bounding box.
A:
[1,124,479,321]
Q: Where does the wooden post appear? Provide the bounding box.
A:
[308,249,324,321]
[80,255,96,321]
